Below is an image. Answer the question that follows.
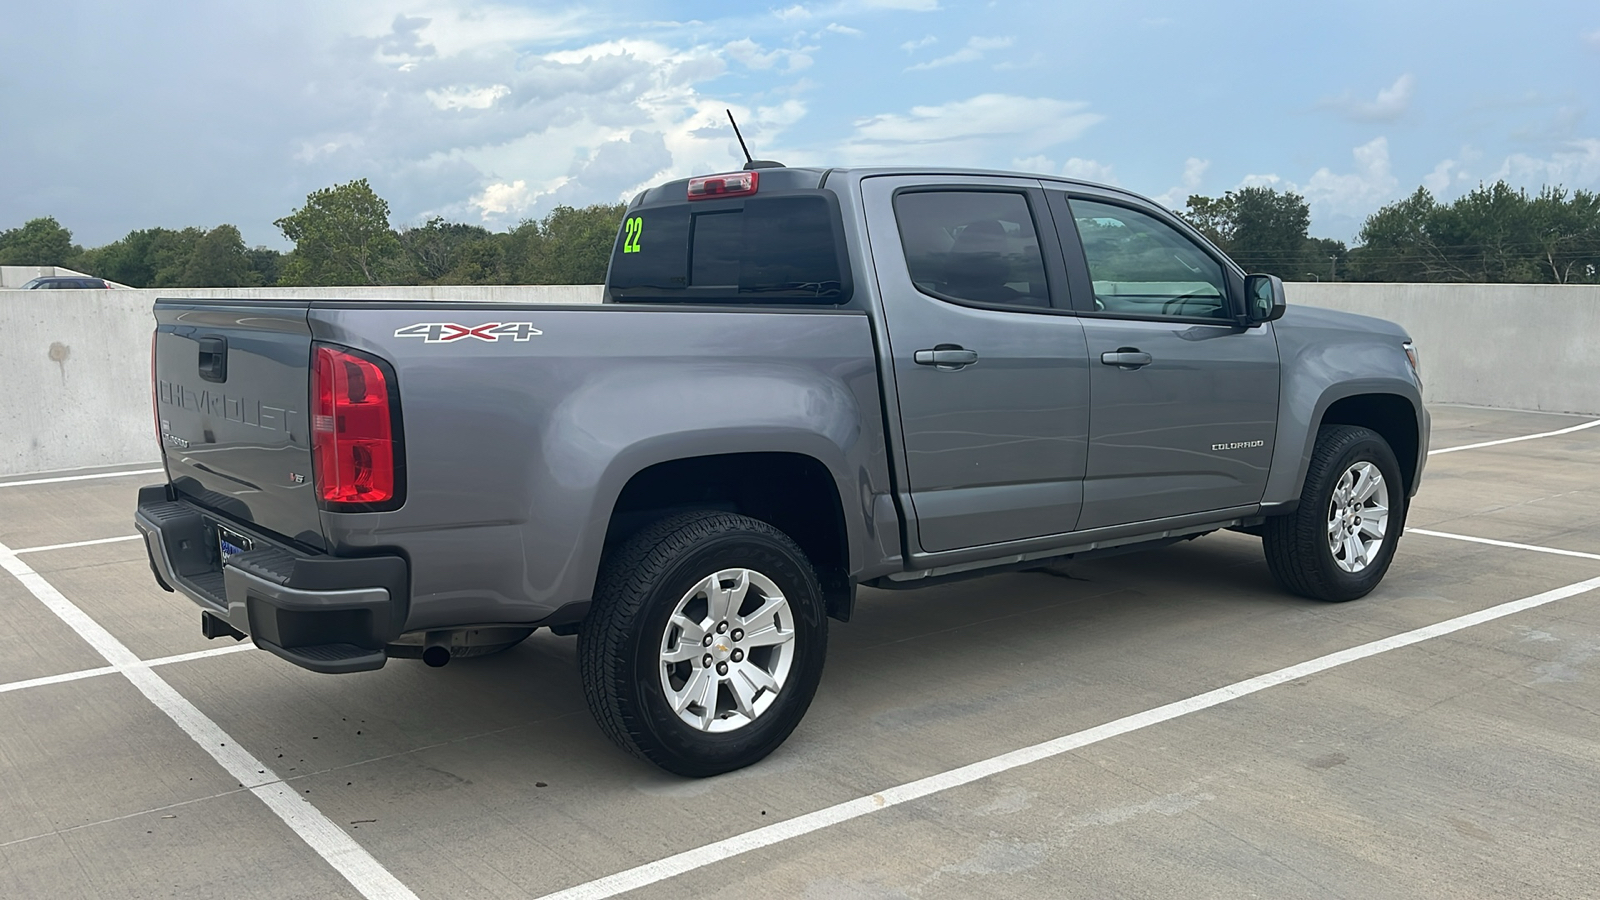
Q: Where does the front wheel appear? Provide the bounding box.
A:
[1263,425,1406,602]
[578,511,828,777]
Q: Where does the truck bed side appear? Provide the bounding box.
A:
[307,302,899,631]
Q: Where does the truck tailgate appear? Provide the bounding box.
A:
[153,301,325,549]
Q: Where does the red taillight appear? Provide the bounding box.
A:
[687,170,758,200]
[312,345,399,507]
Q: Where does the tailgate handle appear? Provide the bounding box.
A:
[197,336,228,383]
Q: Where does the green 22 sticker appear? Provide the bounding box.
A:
[622,216,643,253]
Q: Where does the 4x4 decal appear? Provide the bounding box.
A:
[394,322,542,343]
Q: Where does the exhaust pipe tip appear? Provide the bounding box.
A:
[422,631,452,668]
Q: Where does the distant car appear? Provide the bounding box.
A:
[18,276,113,289]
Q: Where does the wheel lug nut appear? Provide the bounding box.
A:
[716,621,728,634]
[716,662,729,675]
[702,654,713,667]
[702,634,713,647]
[731,649,744,663]
[731,629,744,642]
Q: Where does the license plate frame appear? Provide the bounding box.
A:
[216,525,254,564]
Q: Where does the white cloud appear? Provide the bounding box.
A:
[1321,73,1415,123]
[824,22,863,36]
[841,94,1102,165]
[353,5,590,59]
[774,4,812,20]
[1230,138,1398,222]
[1422,159,1457,193]
[425,84,511,110]
[1491,139,1600,189]
[472,179,534,217]
[724,38,814,72]
[907,35,1013,70]
[861,0,939,9]
[1300,137,1400,217]
[1150,157,1210,209]
[1584,28,1600,48]
[1013,155,1117,184]
[900,35,937,52]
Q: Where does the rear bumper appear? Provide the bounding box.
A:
[134,485,408,674]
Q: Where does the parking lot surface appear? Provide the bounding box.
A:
[3,405,1599,899]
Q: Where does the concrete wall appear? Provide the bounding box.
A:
[0,283,1595,477]
[1287,283,1600,416]
[0,286,602,477]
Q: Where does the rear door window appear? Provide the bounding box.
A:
[1069,198,1231,320]
[893,191,1050,309]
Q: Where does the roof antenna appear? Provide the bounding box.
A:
[726,109,784,171]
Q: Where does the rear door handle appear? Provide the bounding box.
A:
[1100,348,1152,369]
[914,345,979,370]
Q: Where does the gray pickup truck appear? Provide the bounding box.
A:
[136,165,1428,776]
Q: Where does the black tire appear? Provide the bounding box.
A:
[578,511,828,777]
[1263,425,1407,602]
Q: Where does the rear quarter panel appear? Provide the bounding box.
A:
[307,304,896,630]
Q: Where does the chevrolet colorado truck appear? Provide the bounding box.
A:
[136,165,1428,776]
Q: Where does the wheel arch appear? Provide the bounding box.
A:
[603,450,858,622]
[1264,377,1427,511]
[1320,393,1421,497]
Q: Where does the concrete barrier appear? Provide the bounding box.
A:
[0,286,602,477]
[1287,283,1600,416]
[0,283,1595,477]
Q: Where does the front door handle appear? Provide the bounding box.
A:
[914,345,979,370]
[1100,348,1152,369]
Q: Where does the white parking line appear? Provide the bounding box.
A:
[1409,528,1600,562]
[0,467,163,488]
[13,534,144,554]
[0,540,417,900]
[1429,418,1600,455]
[144,642,259,666]
[532,573,1600,900]
[0,665,119,696]
[0,644,258,697]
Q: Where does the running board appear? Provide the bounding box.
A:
[881,518,1242,584]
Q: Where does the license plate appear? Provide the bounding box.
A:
[217,526,253,563]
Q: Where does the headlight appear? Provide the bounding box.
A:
[1403,340,1421,382]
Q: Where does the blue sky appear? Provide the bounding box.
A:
[3,0,1598,248]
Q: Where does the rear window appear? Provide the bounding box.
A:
[607,192,850,304]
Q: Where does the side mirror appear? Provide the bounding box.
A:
[1244,273,1286,323]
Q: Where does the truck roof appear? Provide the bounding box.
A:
[635,166,1154,210]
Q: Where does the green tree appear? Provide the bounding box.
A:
[180,225,259,287]
[245,246,284,287]
[396,217,495,282]
[0,217,80,266]
[274,179,402,285]
[511,203,626,284]
[1350,182,1600,284]
[441,236,508,284]
[1180,188,1330,279]
[1527,187,1600,284]
[75,226,202,287]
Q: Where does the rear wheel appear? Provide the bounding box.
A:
[1263,425,1406,602]
[578,511,828,777]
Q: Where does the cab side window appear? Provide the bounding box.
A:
[895,191,1050,309]
[1070,199,1230,320]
